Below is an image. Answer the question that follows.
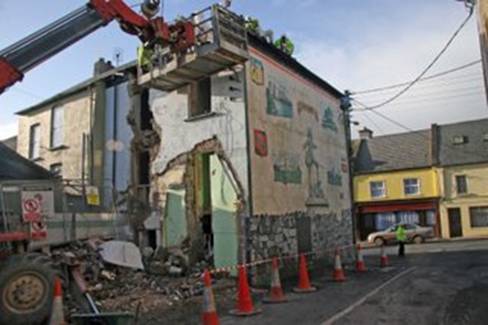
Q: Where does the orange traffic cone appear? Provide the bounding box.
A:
[355,244,367,272]
[49,277,66,325]
[380,244,389,267]
[332,248,346,282]
[202,270,219,325]
[229,265,262,316]
[293,254,317,293]
[263,257,288,303]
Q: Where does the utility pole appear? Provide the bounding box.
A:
[340,90,357,243]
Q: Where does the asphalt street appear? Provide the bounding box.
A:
[222,240,488,325]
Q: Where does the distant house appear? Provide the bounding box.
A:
[353,118,488,241]
[352,128,440,241]
[434,119,488,239]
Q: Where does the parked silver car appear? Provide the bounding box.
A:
[367,223,434,246]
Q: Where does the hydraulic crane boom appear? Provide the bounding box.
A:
[0,0,165,94]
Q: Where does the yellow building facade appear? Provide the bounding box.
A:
[439,163,488,239]
[354,168,440,203]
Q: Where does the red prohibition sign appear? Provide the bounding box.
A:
[23,198,40,212]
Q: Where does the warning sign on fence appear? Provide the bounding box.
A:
[30,220,48,239]
[86,186,100,206]
[21,190,54,222]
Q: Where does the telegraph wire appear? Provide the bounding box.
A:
[351,59,481,95]
[353,6,475,112]
[352,98,486,158]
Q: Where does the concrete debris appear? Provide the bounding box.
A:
[51,238,228,319]
[99,240,145,270]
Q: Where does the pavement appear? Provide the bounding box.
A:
[220,239,488,325]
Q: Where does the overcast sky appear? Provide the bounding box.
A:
[0,0,486,140]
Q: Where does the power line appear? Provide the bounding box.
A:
[354,6,475,111]
[355,74,483,98]
[352,98,486,158]
[352,59,481,95]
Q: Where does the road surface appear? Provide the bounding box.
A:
[221,240,488,325]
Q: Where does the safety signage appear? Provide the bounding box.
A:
[21,190,54,222]
[30,221,48,239]
[86,186,100,206]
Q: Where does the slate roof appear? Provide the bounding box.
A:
[437,118,488,166]
[16,61,136,116]
[1,136,17,151]
[0,143,52,181]
[353,130,431,174]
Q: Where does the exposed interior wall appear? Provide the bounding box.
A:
[148,67,249,265]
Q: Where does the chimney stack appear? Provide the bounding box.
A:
[359,127,373,140]
[93,58,114,76]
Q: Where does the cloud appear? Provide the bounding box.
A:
[294,4,488,136]
[0,121,17,141]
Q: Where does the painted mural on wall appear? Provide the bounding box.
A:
[254,129,268,157]
[303,128,327,205]
[327,167,343,186]
[272,151,302,184]
[297,101,319,121]
[248,51,351,215]
[322,106,338,132]
[266,79,294,118]
[250,58,265,85]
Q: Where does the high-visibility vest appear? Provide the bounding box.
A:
[396,226,407,242]
[137,46,153,69]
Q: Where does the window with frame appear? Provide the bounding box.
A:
[29,124,41,159]
[188,77,212,118]
[455,175,468,194]
[470,207,488,227]
[50,163,62,178]
[51,105,64,148]
[403,178,420,195]
[370,181,386,198]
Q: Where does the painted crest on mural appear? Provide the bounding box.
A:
[250,58,265,85]
[297,101,319,121]
[254,129,268,157]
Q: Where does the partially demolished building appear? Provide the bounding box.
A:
[16,5,353,277]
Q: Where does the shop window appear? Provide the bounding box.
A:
[188,77,212,118]
[370,181,386,198]
[455,175,468,194]
[470,207,488,227]
[403,178,420,195]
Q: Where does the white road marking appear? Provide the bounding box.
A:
[321,267,416,325]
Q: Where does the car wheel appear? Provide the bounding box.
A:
[374,237,385,246]
[413,235,424,244]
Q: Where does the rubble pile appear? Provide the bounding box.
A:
[51,239,229,316]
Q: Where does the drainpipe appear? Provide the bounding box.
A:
[340,90,357,243]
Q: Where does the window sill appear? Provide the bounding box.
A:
[49,145,69,152]
[31,157,44,162]
[185,111,222,122]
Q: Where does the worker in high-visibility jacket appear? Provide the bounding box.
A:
[137,45,153,72]
[275,34,294,56]
[396,224,407,257]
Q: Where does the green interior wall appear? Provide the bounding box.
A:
[210,155,238,273]
[163,188,187,247]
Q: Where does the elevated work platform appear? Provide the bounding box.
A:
[138,5,248,91]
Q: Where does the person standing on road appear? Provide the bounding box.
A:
[396,224,407,257]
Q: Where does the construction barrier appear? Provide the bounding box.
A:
[200,243,392,323]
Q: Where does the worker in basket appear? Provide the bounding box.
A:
[275,34,294,56]
[137,43,154,73]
